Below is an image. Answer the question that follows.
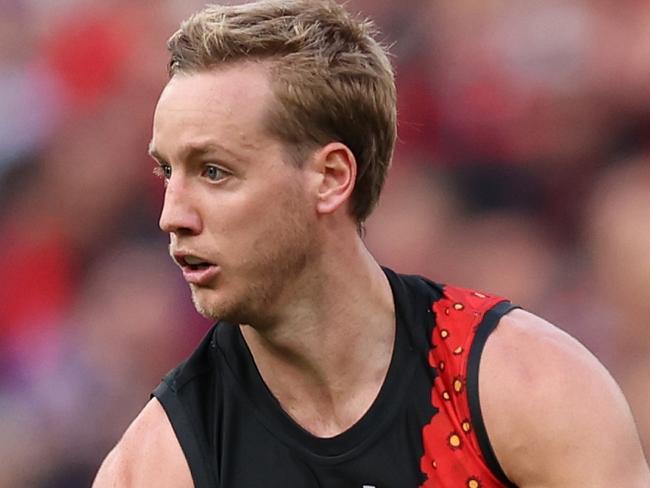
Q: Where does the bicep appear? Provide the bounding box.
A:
[92,398,193,488]
[93,446,125,487]
[479,309,650,488]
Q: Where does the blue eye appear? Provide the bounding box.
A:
[203,165,228,182]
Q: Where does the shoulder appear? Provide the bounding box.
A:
[480,309,650,487]
[93,398,193,488]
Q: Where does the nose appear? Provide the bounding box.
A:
[159,178,202,235]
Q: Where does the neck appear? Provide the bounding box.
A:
[240,235,395,438]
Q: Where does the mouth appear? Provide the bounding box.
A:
[172,252,220,286]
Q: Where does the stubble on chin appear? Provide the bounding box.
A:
[189,282,253,324]
[189,285,224,321]
[187,242,310,326]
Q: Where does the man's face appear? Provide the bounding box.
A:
[149,63,318,325]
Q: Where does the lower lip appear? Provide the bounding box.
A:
[181,265,220,286]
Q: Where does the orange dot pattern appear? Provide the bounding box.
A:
[448,433,462,449]
[419,285,509,488]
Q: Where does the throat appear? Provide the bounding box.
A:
[266,354,392,438]
[240,318,396,438]
[238,258,397,438]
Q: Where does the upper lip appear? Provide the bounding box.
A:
[172,251,215,268]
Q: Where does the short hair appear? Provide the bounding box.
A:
[167,0,397,224]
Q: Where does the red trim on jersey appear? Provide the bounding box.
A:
[420,285,507,488]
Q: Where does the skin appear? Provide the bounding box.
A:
[481,309,650,487]
[93,63,650,487]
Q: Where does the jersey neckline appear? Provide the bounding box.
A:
[214,267,422,462]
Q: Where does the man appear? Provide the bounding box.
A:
[94,1,650,486]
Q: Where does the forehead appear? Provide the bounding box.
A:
[151,63,274,157]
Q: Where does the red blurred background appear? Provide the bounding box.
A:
[1,1,649,485]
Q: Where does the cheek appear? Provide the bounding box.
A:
[204,184,305,242]
[198,189,257,235]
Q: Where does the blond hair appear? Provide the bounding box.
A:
[167,0,396,224]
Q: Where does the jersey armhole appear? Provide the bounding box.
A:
[466,301,520,488]
[152,380,218,488]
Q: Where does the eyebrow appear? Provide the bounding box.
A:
[148,140,240,163]
[148,142,163,161]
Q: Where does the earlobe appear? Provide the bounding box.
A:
[314,142,357,216]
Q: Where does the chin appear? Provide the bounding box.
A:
[190,285,247,323]
[190,286,225,321]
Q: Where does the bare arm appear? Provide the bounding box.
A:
[480,309,650,488]
[93,398,193,488]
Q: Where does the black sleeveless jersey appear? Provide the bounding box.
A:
[152,268,518,487]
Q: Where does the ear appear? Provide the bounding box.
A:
[312,142,357,216]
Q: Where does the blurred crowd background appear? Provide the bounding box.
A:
[1,0,649,485]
